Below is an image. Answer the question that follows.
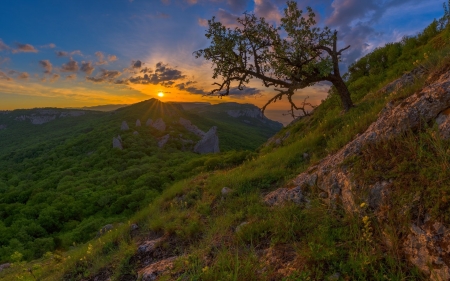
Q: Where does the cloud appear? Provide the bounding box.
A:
[228,86,261,96]
[80,61,95,75]
[146,12,171,19]
[140,67,152,73]
[108,54,117,61]
[161,0,170,4]
[226,0,249,13]
[41,43,56,49]
[216,9,240,27]
[66,74,77,80]
[86,69,122,83]
[61,59,79,72]
[71,50,83,56]
[18,72,29,80]
[175,81,209,95]
[254,0,282,22]
[56,51,69,57]
[50,74,60,82]
[132,60,142,68]
[95,51,108,65]
[13,43,38,53]
[39,60,53,74]
[198,18,208,27]
[126,62,185,85]
[0,71,12,81]
[0,39,10,51]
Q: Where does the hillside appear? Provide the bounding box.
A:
[1,12,450,281]
[0,99,281,264]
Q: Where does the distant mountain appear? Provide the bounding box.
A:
[67,104,129,111]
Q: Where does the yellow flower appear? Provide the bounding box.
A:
[362,216,370,224]
[202,266,209,273]
[360,202,366,208]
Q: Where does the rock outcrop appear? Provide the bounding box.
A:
[0,263,10,272]
[121,121,129,131]
[152,118,166,131]
[264,70,450,280]
[179,117,205,137]
[227,108,263,119]
[13,110,85,125]
[158,134,170,148]
[113,136,123,150]
[136,119,141,127]
[194,126,220,154]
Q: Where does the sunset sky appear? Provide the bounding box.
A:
[0,0,444,122]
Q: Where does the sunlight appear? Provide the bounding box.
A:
[158,92,164,97]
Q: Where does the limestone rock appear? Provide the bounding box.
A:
[158,134,170,148]
[113,136,123,150]
[137,237,165,255]
[136,119,141,127]
[97,224,114,237]
[235,221,249,233]
[179,117,205,137]
[194,126,220,154]
[146,118,153,126]
[152,118,166,131]
[0,263,10,272]
[138,256,177,281]
[264,186,310,206]
[221,187,233,196]
[227,108,263,119]
[121,121,129,131]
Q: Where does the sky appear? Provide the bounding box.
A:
[0,0,445,123]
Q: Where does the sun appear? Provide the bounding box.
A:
[157,92,164,97]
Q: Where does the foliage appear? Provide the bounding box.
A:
[195,1,353,114]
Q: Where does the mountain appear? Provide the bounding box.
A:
[68,104,130,112]
[2,16,450,281]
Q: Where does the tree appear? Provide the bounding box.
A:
[194,1,354,116]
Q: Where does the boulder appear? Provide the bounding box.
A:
[436,107,450,139]
[112,136,123,150]
[194,126,220,154]
[221,187,233,196]
[138,256,177,281]
[137,237,165,255]
[0,263,10,272]
[146,118,153,126]
[136,119,141,127]
[158,134,170,148]
[133,131,139,135]
[179,117,205,137]
[121,121,129,131]
[152,118,166,131]
[97,224,114,237]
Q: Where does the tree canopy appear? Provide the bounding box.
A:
[195,1,354,116]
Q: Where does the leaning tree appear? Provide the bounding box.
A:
[194,1,354,116]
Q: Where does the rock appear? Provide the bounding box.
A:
[235,222,249,233]
[303,152,310,159]
[0,263,10,272]
[328,272,341,281]
[436,107,450,139]
[368,181,390,210]
[152,118,166,131]
[136,119,141,127]
[158,134,170,148]
[112,136,123,150]
[264,186,310,206]
[130,224,139,232]
[194,126,220,154]
[146,118,153,126]
[179,117,205,137]
[221,187,233,196]
[133,131,139,135]
[0,125,6,130]
[121,121,129,131]
[403,222,450,280]
[227,108,263,119]
[137,237,165,255]
[379,66,425,95]
[138,256,177,281]
[97,224,114,237]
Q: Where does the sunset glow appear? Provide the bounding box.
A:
[0,1,444,123]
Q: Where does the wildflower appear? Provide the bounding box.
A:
[360,202,367,208]
[202,266,209,273]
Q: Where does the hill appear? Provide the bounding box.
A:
[0,99,281,263]
[1,11,450,281]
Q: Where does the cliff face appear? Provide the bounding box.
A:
[265,69,450,280]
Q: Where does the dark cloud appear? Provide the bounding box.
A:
[13,43,38,53]
[226,0,249,13]
[0,39,10,51]
[132,60,142,68]
[80,61,95,75]
[50,74,60,82]
[127,62,185,85]
[61,59,79,72]
[39,60,53,74]
[175,81,209,95]
[140,67,152,73]
[86,69,122,83]
[228,86,261,96]
[56,51,69,57]
[254,0,281,22]
[216,9,240,27]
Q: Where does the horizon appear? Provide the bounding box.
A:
[0,0,444,124]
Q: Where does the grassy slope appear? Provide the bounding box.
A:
[2,19,450,281]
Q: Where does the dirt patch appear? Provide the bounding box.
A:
[258,244,305,280]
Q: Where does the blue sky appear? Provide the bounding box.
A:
[0,0,445,122]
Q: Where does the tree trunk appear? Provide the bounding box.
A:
[331,75,354,111]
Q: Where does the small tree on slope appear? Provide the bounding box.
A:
[194,1,354,116]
